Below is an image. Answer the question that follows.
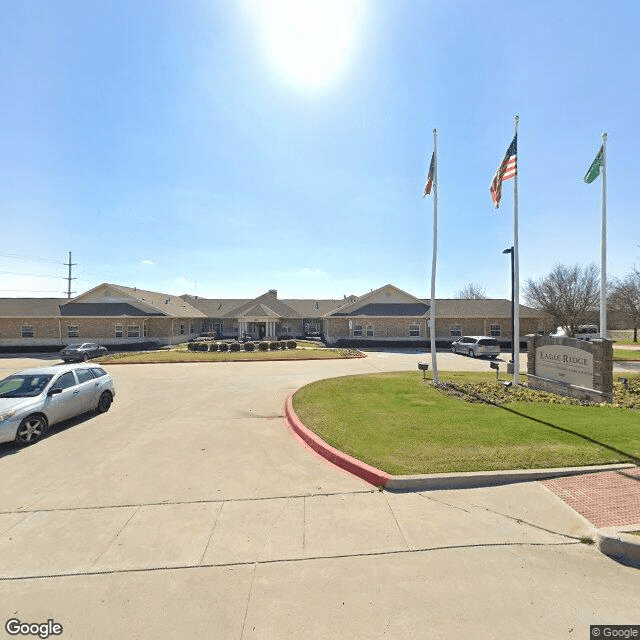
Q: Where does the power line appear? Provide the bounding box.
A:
[0,290,64,294]
[0,251,66,265]
[0,271,62,279]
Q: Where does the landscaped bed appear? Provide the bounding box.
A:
[292,371,640,475]
[97,342,360,364]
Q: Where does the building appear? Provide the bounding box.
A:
[0,283,205,350]
[323,284,553,346]
[0,282,554,350]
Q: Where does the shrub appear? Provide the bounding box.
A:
[230,342,241,352]
[287,340,297,349]
[244,342,256,352]
[187,342,198,351]
[258,341,269,352]
[279,341,287,350]
[208,342,218,352]
[218,342,229,352]
[195,342,208,352]
[269,341,280,350]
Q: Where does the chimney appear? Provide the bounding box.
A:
[268,289,277,297]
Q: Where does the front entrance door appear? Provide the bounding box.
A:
[258,324,266,339]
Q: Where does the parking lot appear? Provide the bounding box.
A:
[0,352,638,639]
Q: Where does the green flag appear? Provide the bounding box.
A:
[584,145,603,183]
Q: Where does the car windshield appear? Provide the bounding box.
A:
[0,374,54,398]
[65,344,83,349]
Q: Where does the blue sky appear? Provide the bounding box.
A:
[1,0,638,301]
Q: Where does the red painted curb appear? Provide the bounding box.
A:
[284,393,390,488]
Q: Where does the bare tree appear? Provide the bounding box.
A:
[523,263,599,337]
[609,268,640,342]
[456,282,487,299]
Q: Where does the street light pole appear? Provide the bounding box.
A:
[503,247,515,366]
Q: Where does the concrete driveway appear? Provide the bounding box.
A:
[0,351,638,639]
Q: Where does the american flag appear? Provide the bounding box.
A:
[490,133,517,208]
[423,151,435,196]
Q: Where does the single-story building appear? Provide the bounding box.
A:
[0,283,206,349]
[182,290,353,340]
[323,284,554,346]
[0,281,555,350]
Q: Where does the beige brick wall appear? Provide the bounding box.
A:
[0,315,204,347]
[0,318,61,344]
[435,317,551,339]
[325,317,428,343]
[325,315,553,344]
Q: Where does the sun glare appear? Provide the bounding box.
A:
[251,0,361,85]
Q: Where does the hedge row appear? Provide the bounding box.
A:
[187,341,297,353]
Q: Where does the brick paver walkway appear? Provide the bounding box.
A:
[543,468,640,528]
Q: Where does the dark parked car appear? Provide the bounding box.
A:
[60,343,108,362]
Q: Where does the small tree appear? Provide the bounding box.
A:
[608,268,640,342]
[456,283,487,299]
[523,263,599,337]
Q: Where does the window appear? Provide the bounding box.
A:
[201,323,207,333]
[366,324,374,337]
[76,369,94,384]
[115,325,124,338]
[490,324,501,337]
[179,324,185,335]
[21,325,34,338]
[232,323,238,334]
[450,325,462,338]
[409,324,420,337]
[353,324,363,337]
[127,325,140,338]
[143,324,148,337]
[212,322,222,335]
[67,325,79,338]
[279,325,291,334]
[50,372,76,392]
[89,367,108,378]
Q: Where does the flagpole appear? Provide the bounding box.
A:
[430,128,439,384]
[513,115,520,385]
[600,132,607,340]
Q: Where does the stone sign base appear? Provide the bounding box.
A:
[526,373,611,403]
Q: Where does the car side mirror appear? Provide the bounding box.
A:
[47,388,63,396]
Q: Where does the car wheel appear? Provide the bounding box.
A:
[96,391,112,413]
[82,353,89,361]
[15,414,48,446]
[469,349,475,358]
[451,345,456,353]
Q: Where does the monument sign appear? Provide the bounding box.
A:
[527,334,613,402]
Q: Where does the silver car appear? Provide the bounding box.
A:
[451,336,500,358]
[0,364,116,446]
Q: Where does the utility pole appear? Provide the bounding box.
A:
[65,251,76,298]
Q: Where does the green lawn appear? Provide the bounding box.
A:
[292,371,640,475]
[613,347,640,361]
[98,346,358,364]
